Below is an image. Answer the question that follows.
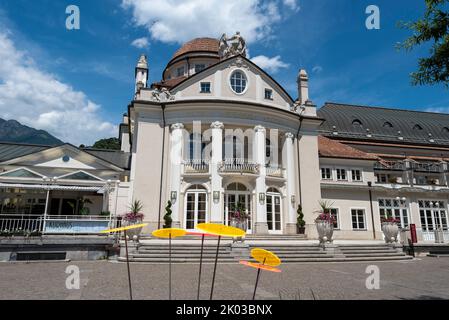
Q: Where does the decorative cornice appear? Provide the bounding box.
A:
[210,121,224,129]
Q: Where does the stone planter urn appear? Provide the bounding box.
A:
[230,218,247,242]
[122,219,143,242]
[382,222,399,243]
[316,221,334,244]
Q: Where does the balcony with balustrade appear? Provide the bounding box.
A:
[218,158,259,175]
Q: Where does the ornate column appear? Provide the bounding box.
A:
[210,121,224,223]
[283,132,297,234]
[169,123,184,227]
[254,125,269,234]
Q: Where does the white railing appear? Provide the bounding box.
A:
[0,214,120,235]
[183,159,209,174]
[219,158,259,174]
[0,214,44,234]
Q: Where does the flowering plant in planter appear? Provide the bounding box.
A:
[381,213,400,243]
[314,200,335,244]
[230,202,249,222]
[122,200,144,222]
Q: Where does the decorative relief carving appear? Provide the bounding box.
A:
[150,87,175,102]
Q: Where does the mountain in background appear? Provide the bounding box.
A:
[0,118,63,146]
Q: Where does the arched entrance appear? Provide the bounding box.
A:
[184,184,208,230]
[266,187,282,234]
[224,182,252,233]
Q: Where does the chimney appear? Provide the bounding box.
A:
[297,69,309,104]
[135,54,149,94]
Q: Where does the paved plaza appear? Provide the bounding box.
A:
[1,257,449,300]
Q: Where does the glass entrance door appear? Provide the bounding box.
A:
[185,190,207,230]
[266,192,282,233]
[224,192,252,233]
[419,200,449,241]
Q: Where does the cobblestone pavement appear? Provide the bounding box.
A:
[0,257,448,300]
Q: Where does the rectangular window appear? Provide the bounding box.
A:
[351,209,366,230]
[200,82,211,93]
[177,66,185,77]
[351,169,362,182]
[336,168,347,180]
[264,88,273,100]
[378,198,409,228]
[195,64,206,73]
[321,167,332,180]
[376,173,388,183]
[330,208,339,229]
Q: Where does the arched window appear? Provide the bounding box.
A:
[265,138,271,158]
[413,124,423,130]
[267,187,280,193]
[352,119,363,127]
[383,121,393,128]
[226,183,248,191]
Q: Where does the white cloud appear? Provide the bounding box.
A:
[283,0,300,12]
[0,32,116,145]
[121,0,283,44]
[251,55,289,73]
[131,37,149,48]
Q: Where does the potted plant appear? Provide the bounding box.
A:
[314,200,336,244]
[122,200,145,240]
[388,176,398,184]
[163,200,173,228]
[296,204,306,234]
[229,202,249,232]
[381,215,400,243]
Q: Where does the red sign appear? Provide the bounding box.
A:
[410,224,417,243]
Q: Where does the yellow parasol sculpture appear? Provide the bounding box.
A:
[152,228,187,300]
[239,248,282,300]
[101,223,148,300]
[196,223,246,300]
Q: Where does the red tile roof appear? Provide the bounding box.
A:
[151,76,187,89]
[318,136,379,160]
[172,38,219,60]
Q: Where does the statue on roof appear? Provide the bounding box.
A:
[218,31,247,59]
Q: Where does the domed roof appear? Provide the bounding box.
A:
[172,37,219,60]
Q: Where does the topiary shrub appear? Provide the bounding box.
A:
[163,200,173,228]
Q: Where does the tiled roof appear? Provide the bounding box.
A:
[152,76,187,89]
[83,149,131,170]
[0,142,51,162]
[318,136,379,160]
[172,38,219,60]
[318,102,449,146]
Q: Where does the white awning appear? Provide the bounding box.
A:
[0,182,104,192]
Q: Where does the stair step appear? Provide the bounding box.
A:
[131,253,236,258]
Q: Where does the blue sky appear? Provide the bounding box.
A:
[0,0,447,145]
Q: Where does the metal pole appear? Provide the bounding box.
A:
[124,229,133,300]
[367,182,376,239]
[169,232,172,300]
[210,235,221,300]
[42,189,50,234]
[197,234,205,300]
[252,257,266,300]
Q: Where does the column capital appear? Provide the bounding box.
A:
[210,121,224,129]
[284,132,295,140]
[254,125,266,133]
[171,123,184,130]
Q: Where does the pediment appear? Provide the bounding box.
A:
[0,144,123,171]
[171,56,294,110]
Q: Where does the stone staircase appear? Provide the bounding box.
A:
[118,241,413,263]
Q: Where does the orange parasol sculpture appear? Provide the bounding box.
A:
[239,248,282,300]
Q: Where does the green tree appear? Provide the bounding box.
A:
[397,0,449,86]
[91,137,120,150]
[297,204,305,228]
[163,200,173,228]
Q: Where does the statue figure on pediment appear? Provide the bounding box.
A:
[218,31,247,59]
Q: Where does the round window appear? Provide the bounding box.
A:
[230,70,247,94]
[62,155,70,162]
